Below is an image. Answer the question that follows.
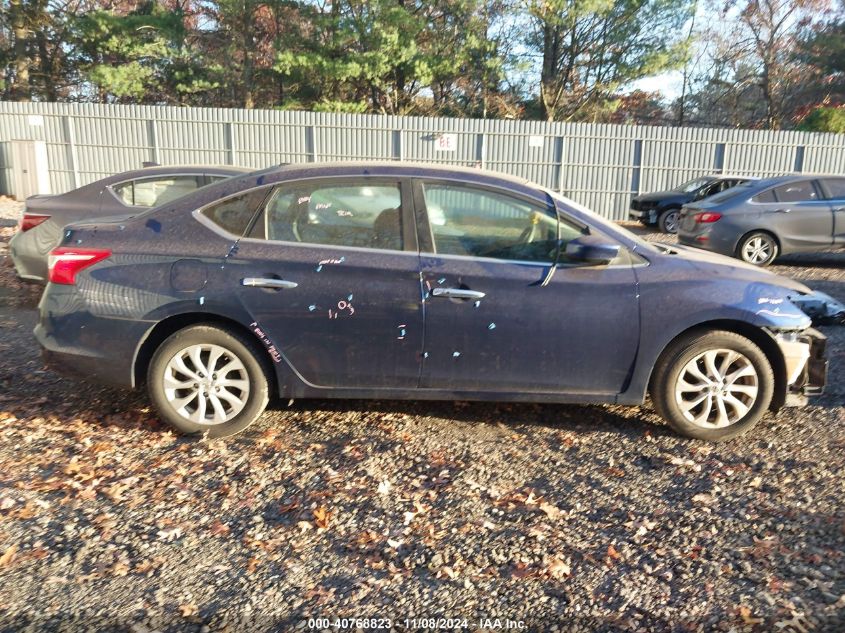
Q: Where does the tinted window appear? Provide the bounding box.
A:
[201,188,269,236]
[773,181,818,203]
[707,181,754,203]
[751,188,776,203]
[676,177,714,193]
[257,182,403,251]
[423,184,582,263]
[820,178,845,200]
[113,176,203,207]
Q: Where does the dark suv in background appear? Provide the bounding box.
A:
[630,175,753,234]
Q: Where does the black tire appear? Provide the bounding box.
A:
[737,231,779,266]
[650,330,774,441]
[147,324,270,438]
[658,208,680,234]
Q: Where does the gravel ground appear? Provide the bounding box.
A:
[0,201,843,632]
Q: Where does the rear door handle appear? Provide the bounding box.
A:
[771,208,791,213]
[241,277,298,289]
[431,287,486,300]
[834,207,845,212]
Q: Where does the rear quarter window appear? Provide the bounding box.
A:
[751,189,776,203]
[200,188,269,236]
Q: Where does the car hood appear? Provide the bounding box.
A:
[665,244,811,294]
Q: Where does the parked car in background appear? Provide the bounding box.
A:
[9,165,250,282]
[678,175,845,266]
[35,162,829,442]
[630,175,754,234]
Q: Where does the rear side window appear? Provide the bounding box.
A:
[200,188,269,236]
[251,181,404,251]
[113,176,203,207]
[820,178,845,200]
[772,181,818,203]
[751,188,776,203]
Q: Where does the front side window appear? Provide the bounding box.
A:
[200,188,270,236]
[422,183,582,263]
[113,175,204,207]
[254,182,404,251]
[772,181,818,203]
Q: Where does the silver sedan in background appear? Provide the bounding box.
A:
[678,175,845,266]
[10,164,250,282]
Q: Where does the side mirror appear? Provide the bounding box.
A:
[565,235,621,265]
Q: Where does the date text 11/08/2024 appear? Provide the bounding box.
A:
[306,618,528,629]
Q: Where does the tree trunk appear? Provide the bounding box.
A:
[10,0,31,101]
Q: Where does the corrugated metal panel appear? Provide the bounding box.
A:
[2,102,844,220]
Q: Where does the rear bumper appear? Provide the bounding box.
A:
[35,285,153,388]
[9,231,48,283]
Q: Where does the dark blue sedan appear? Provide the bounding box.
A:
[36,163,829,440]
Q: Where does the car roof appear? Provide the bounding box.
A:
[271,161,535,185]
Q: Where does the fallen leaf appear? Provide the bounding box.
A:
[0,544,18,567]
[178,603,199,617]
[738,605,763,625]
[209,521,230,537]
[313,506,330,530]
[539,501,560,519]
[607,545,622,561]
[377,479,392,495]
[546,556,571,579]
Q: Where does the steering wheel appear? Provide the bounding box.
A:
[517,223,538,244]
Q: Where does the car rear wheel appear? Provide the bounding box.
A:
[650,330,774,441]
[738,232,778,266]
[658,208,680,234]
[148,324,270,437]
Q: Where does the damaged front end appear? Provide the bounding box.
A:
[770,290,842,406]
[790,290,845,325]
[768,329,828,406]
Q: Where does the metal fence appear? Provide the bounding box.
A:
[2,101,845,220]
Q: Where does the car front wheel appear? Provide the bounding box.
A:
[147,324,270,437]
[650,330,774,441]
[658,208,680,234]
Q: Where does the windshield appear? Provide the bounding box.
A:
[544,189,661,254]
[675,176,714,193]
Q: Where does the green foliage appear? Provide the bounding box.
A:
[797,107,845,133]
[71,2,189,101]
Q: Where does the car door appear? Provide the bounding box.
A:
[818,178,845,245]
[760,180,833,251]
[414,180,640,395]
[223,178,423,389]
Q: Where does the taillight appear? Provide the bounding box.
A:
[694,212,722,224]
[48,247,111,285]
[19,213,50,232]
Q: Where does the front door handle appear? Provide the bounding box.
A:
[431,287,486,300]
[834,207,845,213]
[771,208,791,213]
[241,277,298,289]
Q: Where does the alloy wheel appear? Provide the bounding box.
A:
[674,348,759,428]
[163,344,250,425]
[742,236,773,264]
